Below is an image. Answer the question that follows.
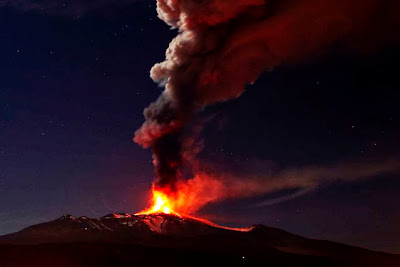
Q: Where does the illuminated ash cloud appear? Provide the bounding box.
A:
[154,158,400,214]
[135,0,400,190]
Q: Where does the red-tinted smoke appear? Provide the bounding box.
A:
[134,0,399,191]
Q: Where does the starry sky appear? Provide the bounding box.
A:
[0,1,399,253]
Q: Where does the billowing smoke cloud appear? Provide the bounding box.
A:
[135,0,399,191]
[0,0,140,16]
[169,158,400,213]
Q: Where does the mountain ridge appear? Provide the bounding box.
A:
[0,213,399,266]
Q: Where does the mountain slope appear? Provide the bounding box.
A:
[0,213,398,267]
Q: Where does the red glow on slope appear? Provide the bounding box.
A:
[134,182,251,232]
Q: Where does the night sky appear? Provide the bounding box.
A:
[0,1,399,253]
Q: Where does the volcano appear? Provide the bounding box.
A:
[0,213,398,267]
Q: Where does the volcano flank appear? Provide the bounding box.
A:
[0,213,398,267]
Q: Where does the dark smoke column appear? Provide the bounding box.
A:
[134,0,267,191]
[134,0,399,191]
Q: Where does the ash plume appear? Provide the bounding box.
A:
[135,0,400,191]
[172,158,400,213]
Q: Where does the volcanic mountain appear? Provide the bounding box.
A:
[0,213,398,266]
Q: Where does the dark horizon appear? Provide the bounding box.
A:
[0,0,399,254]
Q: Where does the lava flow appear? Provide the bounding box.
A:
[134,185,251,232]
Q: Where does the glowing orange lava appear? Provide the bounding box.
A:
[135,188,181,216]
[135,184,251,232]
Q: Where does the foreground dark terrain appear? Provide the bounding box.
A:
[0,213,398,266]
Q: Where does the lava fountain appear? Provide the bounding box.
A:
[134,181,252,232]
[134,173,223,217]
[135,187,182,217]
